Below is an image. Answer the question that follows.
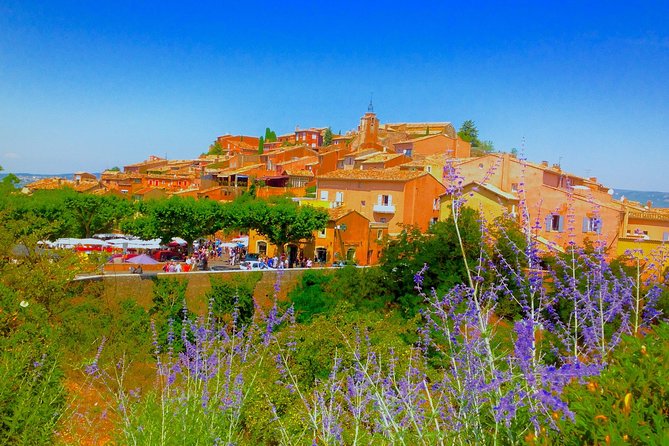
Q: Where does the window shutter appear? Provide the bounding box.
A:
[545,215,551,232]
[596,219,602,234]
[558,215,565,232]
[582,217,589,233]
[377,194,382,205]
[388,195,393,205]
[663,232,669,242]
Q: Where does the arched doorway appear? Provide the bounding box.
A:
[286,244,298,268]
[315,247,327,264]
[257,241,267,256]
[346,248,356,262]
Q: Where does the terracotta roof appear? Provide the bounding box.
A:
[327,207,367,221]
[394,133,450,145]
[26,178,71,190]
[284,169,314,177]
[361,153,405,164]
[318,168,428,182]
[73,181,101,192]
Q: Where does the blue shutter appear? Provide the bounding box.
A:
[545,215,551,232]
[596,218,602,234]
[558,215,565,232]
[663,232,669,242]
[582,217,589,233]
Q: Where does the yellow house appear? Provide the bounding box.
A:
[617,203,669,275]
[440,181,519,223]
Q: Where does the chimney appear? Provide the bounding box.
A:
[646,200,652,209]
[541,161,548,167]
[589,177,597,183]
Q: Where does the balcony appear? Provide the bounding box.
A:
[373,203,396,214]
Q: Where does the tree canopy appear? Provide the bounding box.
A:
[121,196,226,249]
[323,127,333,146]
[221,197,328,253]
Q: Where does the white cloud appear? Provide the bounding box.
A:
[2,152,20,159]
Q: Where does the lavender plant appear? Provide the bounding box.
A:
[86,158,663,445]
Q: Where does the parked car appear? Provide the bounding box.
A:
[332,260,357,267]
[244,253,260,262]
[239,260,269,270]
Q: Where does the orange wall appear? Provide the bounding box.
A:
[317,175,445,234]
[455,154,622,253]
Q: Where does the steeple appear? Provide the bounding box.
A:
[368,94,374,113]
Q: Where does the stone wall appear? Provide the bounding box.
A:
[100,269,306,314]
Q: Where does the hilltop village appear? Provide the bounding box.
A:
[26,107,669,268]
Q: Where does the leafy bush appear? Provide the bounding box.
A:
[0,285,65,446]
[555,322,669,445]
[206,273,261,325]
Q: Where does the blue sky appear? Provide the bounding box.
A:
[1,1,667,191]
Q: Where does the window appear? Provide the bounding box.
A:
[582,216,602,234]
[318,228,327,238]
[380,217,387,223]
[320,190,329,201]
[433,198,440,211]
[335,191,344,204]
[379,194,392,206]
[426,165,432,173]
[511,183,519,192]
[361,200,366,206]
[545,214,564,232]
[377,229,383,240]
[430,217,439,226]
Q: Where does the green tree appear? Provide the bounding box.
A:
[63,190,132,237]
[264,128,277,143]
[379,208,482,314]
[258,136,265,154]
[323,127,333,146]
[121,196,225,251]
[208,140,224,155]
[458,120,480,145]
[478,140,495,153]
[222,197,328,255]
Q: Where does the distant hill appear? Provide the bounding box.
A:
[1,172,77,188]
[613,189,669,208]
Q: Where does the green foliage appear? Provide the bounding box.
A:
[555,322,669,445]
[323,127,333,146]
[258,135,264,154]
[63,190,132,237]
[150,277,191,350]
[458,119,479,144]
[208,139,224,155]
[478,140,495,153]
[264,127,277,142]
[289,267,392,323]
[288,270,335,322]
[122,196,225,248]
[489,217,529,319]
[206,273,261,325]
[379,209,482,314]
[0,284,66,446]
[222,197,328,254]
